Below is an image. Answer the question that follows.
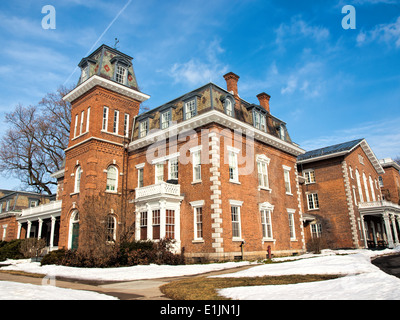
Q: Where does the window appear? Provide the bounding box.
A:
[139,120,148,138]
[106,215,116,242]
[140,211,147,240]
[81,65,89,82]
[231,206,241,239]
[165,210,175,239]
[358,154,364,165]
[195,207,203,240]
[74,166,82,193]
[363,173,370,202]
[184,99,196,120]
[229,151,239,182]
[161,110,171,129]
[74,114,78,138]
[168,158,179,180]
[304,170,316,184]
[29,200,38,208]
[86,107,91,132]
[0,203,3,213]
[352,186,358,206]
[280,126,286,140]
[106,166,118,192]
[369,176,376,201]
[253,111,266,132]
[283,167,292,194]
[379,176,384,187]
[356,169,364,202]
[113,110,119,134]
[349,166,354,179]
[192,150,201,182]
[311,223,322,238]
[124,113,129,137]
[137,167,144,188]
[257,161,269,189]
[80,111,84,135]
[288,212,296,240]
[155,163,164,183]
[225,98,234,117]
[261,209,273,239]
[115,65,127,84]
[5,200,10,212]
[152,209,160,240]
[102,106,109,131]
[307,193,319,210]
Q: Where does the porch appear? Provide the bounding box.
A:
[358,200,400,249]
[17,200,62,253]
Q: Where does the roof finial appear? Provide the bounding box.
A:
[114,38,120,50]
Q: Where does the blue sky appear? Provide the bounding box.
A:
[0,0,399,190]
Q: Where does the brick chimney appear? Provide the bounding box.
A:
[256,92,271,113]
[223,72,240,96]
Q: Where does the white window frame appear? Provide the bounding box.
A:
[139,120,148,138]
[363,172,370,202]
[349,166,354,179]
[74,114,78,138]
[190,146,202,183]
[86,107,91,133]
[161,110,171,129]
[74,166,82,193]
[369,176,376,201]
[261,209,273,240]
[311,223,322,238]
[115,65,127,85]
[80,110,84,135]
[190,200,205,241]
[225,98,234,117]
[124,113,129,138]
[283,165,292,195]
[155,163,164,184]
[229,200,243,241]
[257,154,270,191]
[102,106,109,131]
[304,169,316,184]
[307,193,319,210]
[106,165,118,192]
[288,209,296,241]
[352,186,358,206]
[136,163,145,188]
[253,110,266,132]
[113,110,119,134]
[184,99,196,120]
[106,215,117,242]
[356,169,364,203]
[168,157,179,180]
[228,146,239,183]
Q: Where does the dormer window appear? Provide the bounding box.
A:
[81,65,89,82]
[225,98,234,117]
[184,99,196,120]
[115,65,127,85]
[253,110,266,132]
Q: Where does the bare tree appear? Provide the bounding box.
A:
[0,86,72,194]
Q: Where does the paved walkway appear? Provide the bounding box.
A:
[372,253,400,279]
[0,264,256,300]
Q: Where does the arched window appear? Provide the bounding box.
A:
[106,166,118,192]
[106,215,116,242]
[225,98,234,117]
[69,210,80,250]
[74,166,82,193]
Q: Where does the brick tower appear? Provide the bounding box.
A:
[59,44,150,250]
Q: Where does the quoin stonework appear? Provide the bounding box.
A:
[1,45,399,260]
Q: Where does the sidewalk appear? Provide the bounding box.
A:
[0,264,255,300]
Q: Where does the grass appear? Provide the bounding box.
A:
[160,274,341,300]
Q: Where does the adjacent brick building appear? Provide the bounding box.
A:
[298,139,400,250]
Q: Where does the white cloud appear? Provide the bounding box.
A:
[167,39,229,86]
[357,16,400,48]
[300,117,400,159]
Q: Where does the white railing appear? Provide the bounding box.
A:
[20,200,62,218]
[359,200,400,210]
[135,182,181,199]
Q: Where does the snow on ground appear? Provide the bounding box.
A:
[216,248,400,300]
[0,260,250,281]
[0,281,118,300]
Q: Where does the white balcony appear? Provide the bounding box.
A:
[358,200,400,215]
[18,200,62,222]
[135,182,183,202]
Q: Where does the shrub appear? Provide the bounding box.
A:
[20,238,46,259]
[0,240,24,261]
[40,249,66,266]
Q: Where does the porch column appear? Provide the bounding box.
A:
[360,215,368,248]
[391,215,399,246]
[383,213,395,248]
[49,216,56,250]
[135,208,140,241]
[17,222,22,239]
[26,221,32,239]
[37,218,43,240]
[159,200,166,239]
[146,203,153,240]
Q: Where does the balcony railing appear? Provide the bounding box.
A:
[135,182,182,201]
[358,200,400,210]
[20,200,62,218]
